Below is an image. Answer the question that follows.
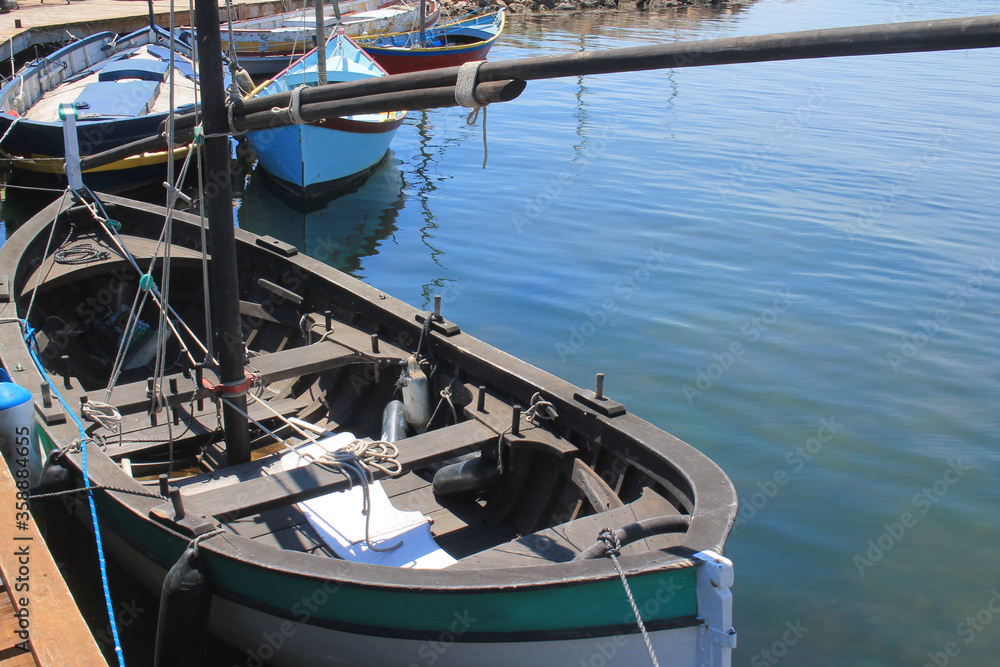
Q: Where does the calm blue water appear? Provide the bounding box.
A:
[3,1,998,664]
[242,2,1000,663]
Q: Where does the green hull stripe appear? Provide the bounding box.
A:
[97,496,698,634]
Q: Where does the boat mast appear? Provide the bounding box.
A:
[418,0,426,48]
[193,0,251,464]
[315,0,327,85]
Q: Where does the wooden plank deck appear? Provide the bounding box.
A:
[0,0,301,63]
[0,458,107,666]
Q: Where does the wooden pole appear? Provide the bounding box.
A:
[314,0,327,86]
[194,0,251,465]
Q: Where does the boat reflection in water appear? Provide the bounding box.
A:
[237,152,407,275]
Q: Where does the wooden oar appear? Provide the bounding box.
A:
[78,13,1000,172]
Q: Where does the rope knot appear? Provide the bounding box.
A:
[598,528,622,558]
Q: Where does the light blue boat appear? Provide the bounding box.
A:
[245,32,406,202]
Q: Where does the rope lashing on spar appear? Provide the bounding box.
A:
[272,84,309,125]
[455,60,490,168]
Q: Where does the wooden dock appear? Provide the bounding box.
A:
[0,0,300,62]
[0,459,106,666]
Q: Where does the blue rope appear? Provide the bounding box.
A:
[23,323,126,667]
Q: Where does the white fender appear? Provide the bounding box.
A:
[400,356,431,433]
[0,369,41,487]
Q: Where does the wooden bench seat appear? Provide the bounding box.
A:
[187,419,497,521]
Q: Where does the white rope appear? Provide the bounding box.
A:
[81,400,122,434]
[524,392,558,424]
[311,439,404,553]
[272,84,308,125]
[454,61,489,167]
[454,60,485,109]
[225,394,404,553]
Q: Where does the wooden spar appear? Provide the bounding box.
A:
[79,79,525,171]
[231,13,1000,116]
[77,13,999,172]
[194,0,251,464]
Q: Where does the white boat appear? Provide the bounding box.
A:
[221,0,440,77]
[244,32,406,202]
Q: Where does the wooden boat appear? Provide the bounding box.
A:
[244,32,407,202]
[0,190,737,666]
[220,0,441,77]
[0,26,223,193]
[357,9,506,74]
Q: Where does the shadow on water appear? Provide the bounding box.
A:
[237,151,407,277]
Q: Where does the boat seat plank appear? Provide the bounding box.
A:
[223,504,309,540]
[380,472,432,499]
[104,397,307,460]
[303,313,410,362]
[188,419,496,521]
[250,340,360,383]
[462,383,578,459]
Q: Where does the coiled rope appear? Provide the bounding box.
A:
[308,439,404,553]
[53,242,110,264]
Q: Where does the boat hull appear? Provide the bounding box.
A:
[89,481,711,667]
[246,114,404,201]
[361,41,496,74]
